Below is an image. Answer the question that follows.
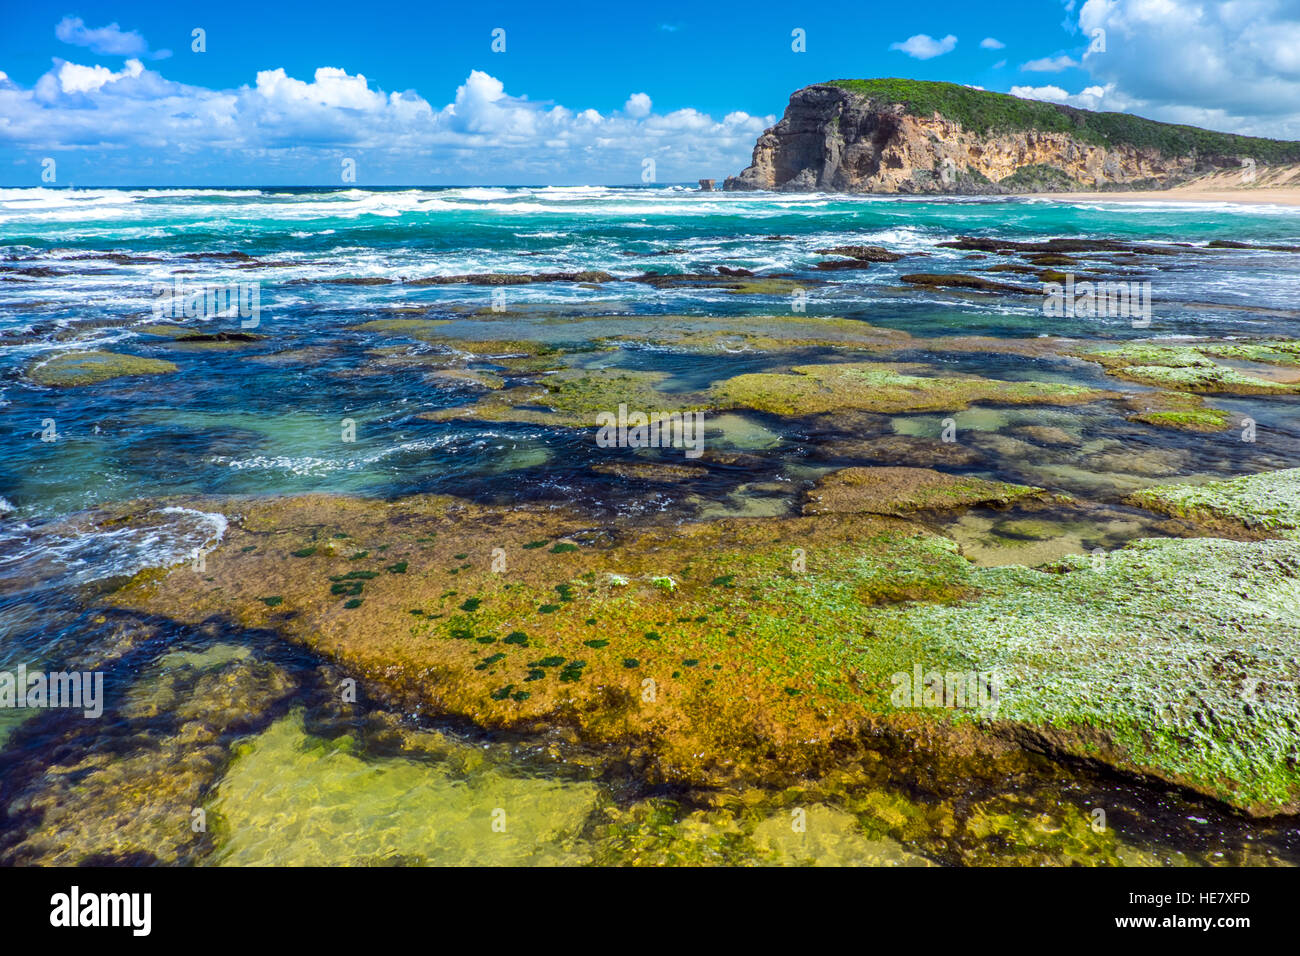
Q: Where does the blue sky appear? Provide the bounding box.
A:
[2,0,1299,185]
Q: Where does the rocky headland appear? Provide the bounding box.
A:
[725,78,1300,194]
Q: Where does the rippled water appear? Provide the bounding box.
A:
[2,185,1299,865]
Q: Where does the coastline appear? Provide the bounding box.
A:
[1029,166,1300,207]
[1031,186,1300,207]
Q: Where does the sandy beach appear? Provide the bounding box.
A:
[1033,164,1300,206]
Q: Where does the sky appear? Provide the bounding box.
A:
[2,0,1300,185]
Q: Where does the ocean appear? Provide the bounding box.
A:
[1,185,1298,865]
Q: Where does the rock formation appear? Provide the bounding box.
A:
[725,79,1300,193]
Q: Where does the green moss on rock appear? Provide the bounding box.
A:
[28,350,179,386]
[1128,468,1300,540]
[713,362,1110,416]
[108,490,1300,814]
[803,467,1045,517]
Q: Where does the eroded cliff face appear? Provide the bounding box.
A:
[724,85,1201,193]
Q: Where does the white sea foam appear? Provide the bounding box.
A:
[0,505,230,591]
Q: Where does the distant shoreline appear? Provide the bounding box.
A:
[1029,165,1300,207]
[1030,187,1300,207]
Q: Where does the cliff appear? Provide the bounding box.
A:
[724,78,1300,193]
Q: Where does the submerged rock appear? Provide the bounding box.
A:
[803,467,1044,516]
[104,490,1300,814]
[591,461,709,482]
[404,270,615,286]
[26,350,179,387]
[1121,390,1233,432]
[1011,425,1080,447]
[810,435,984,468]
[713,361,1112,417]
[102,485,1300,815]
[900,273,1037,295]
[208,711,600,866]
[0,644,298,865]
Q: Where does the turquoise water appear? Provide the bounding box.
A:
[4,186,1299,520]
[2,186,1299,864]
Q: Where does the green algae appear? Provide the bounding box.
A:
[1199,340,1300,366]
[427,369,506,390]
[422,368,704,427]
[1137,409,1233,430]
[207,712,600,866]
[348,317,452,335]
[1079,339,1300,370]
[2,643,298,865]
[133,322,193,338]
[1128,468,1300,539]
[1122,390,1233,432]
[1073,342,1300,394]
[28,350,179,387]
[111,491,1300,814]
[803,467,1045,517]
[594,314,910,353]
[712,362,1110,416]
[1076,343,1216,370]
[1117,364,1298,394]
[425,351,1115,429]
[872,536,1300,812]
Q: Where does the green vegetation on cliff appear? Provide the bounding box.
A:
[826,78,1300,164]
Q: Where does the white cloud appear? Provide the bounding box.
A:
[1072,0,1300,138]
[980,37,1006,50]
[1023,55,1080,72]
[889,34,958,60]
[1010,83,1113,111]
[255,67,388,111]
[0,62,774,184]
[624,92,652,118]
[55,16,169,60]
[53,58,145,95]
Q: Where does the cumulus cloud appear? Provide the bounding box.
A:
[980,37,1006,50]
[1069,0,1300,138]
[1023,54,1080,72]
[48,58,145,95]
[889,34,958,60]
[0,61,773,184]
[624,92,652,118]
[1010,84,1112,111]
[55,16,170,60]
